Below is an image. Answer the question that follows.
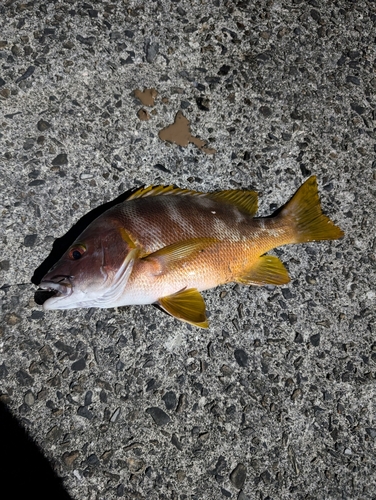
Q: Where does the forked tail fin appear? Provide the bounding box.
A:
[279,176,344,244]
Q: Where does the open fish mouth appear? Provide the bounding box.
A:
[39,276,73,298]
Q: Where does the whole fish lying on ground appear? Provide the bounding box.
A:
[40,176,344,327]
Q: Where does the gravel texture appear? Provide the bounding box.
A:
[1,1,376,499]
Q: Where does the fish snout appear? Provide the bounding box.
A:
[39,275,73,297]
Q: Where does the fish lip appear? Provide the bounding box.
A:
[39,276,73,298]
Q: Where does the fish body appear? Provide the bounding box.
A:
[40,176,344,327]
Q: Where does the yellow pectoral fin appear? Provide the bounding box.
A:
[236,255,290,286]
[144,238,217,271]
[158,288,209,328]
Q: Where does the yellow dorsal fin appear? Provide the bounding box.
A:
[207,190,258,215]
[127,185,203,200]
[144,238,217,270]
[236,255,290,286]
[158,288,209,328]
[127,185,258,215]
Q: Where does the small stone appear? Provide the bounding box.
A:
[234,348,248,367]
[162,391,177,410]
[101,450,113,463]
[137,108,150,121]
[180,100,191,109]
[16,65,35,83]
[0,88,10,98]
[7,313,21,325]
[16,369,34,386]
[211,455,227,475]
[80,172,94,180]
[46,425,63,442]
[366,428,376,438]
[176,469,186,481]
[52,153,68,166]
[259,106,272,117]
[0,77,6,87]
[110,407,121,422]
[145,41,160,63]
[291,388,303,400]
[0,363,8,379]
[126,457,145,473]
[171,433,183,450]
[84,390,93,406]
[77,406,93,419]
[0,260,9,271]
[310,333,320,347]
[71,358,86,371]
[196,96,210,111]
[294,332,303,343]
[124,30,134,38]
[24,390,35,406]
[37,119,51,131]
[220,364,233,376]
[238,492,250,500]
[221,488,231,497]
[230,463,247,489]
[350,103,366,115]
[260,470,272,484]
[39,345,54,362]
[76,35,96,46]
[24,234,37,247]
[281,288,293,299]
[346,75,360,85]
[146,406,171,426]
[62,450,79,467]
[218,64,231,75]
[85,454,100,466]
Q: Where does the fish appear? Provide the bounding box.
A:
[39,176,344,328]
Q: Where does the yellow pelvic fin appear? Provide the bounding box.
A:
[144,238,217,270]
[127,185,258,215]
[207,189,258,216]
[236,255,290,286]
[158,288,209,328]
[279,176,344,243]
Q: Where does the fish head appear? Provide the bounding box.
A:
[39,218,138,310]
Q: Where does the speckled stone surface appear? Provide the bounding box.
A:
[1,1,376,499]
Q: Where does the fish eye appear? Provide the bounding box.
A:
[68,244,86,260]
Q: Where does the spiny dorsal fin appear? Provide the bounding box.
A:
[158,288,209,328]
[236,255,290,286]
[127,185,204,200]
[128,185,258,215]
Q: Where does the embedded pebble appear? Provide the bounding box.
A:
[146,407,171,426]
[162,391,177,410]
[230,463,247,489]
[234,349,248,367]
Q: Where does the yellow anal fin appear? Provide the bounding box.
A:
[207,190,258,216]
[236,255,290,286]
[280,176,344,243]
[144,238,217,270]
[158,288,209,328]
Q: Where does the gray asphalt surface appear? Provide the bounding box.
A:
[1,1,376,499]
